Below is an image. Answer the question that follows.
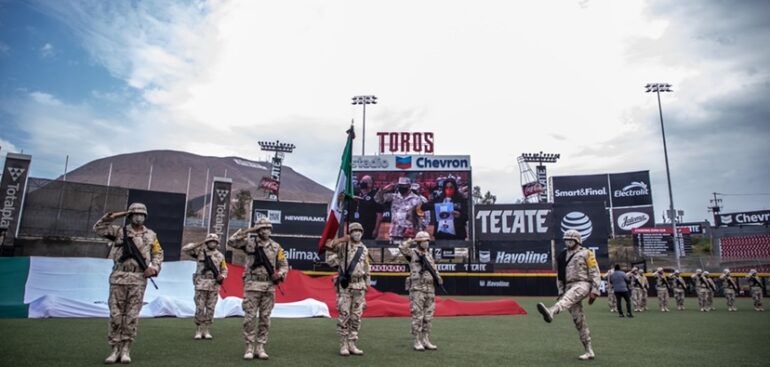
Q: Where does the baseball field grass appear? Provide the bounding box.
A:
[1,296,768,366]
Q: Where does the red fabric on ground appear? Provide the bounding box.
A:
[221,265,527,317]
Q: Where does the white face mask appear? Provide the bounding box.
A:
[258,228,271,240]
[131,214,145,226]
[565,239,578,249]
[419,241,429,250]
[351,232,363,242]
[206,241,218,250]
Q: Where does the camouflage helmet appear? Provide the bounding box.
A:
[348,222,364,233]
[254,217,273,231]
[723,268,730,274]
[414,231,431,242]
[673,269,680,274]
[631,266,639,273]
[204,233,220,244]
[562,229,582,244]
[703,271,710,276]
[695,268,703,274]
[656,267,663,273]
[127,202,148,216]
[749,269,757,275]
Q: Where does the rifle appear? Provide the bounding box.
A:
[250,244,284,296]
[203,252,226,292]
[706,277,716,292]
[749,276,763,289]
[335,244,364,291]
[118,226,158,290]
[416,250,448,295]
[725,277,738,291]
[659,274,672,293]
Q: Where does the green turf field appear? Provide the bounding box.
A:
[1,297,769,366]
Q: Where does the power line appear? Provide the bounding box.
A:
[715,192,770,196]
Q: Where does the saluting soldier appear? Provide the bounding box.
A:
[182,233,228,339]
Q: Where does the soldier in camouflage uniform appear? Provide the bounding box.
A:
[704,271,716,311]
[94,203,164,364]
[228,218,288,360]
[182,233,228,339]
[692,269,709,312]
[400,231,443,351]
[537,230,601,361]
[628,267,644,312]
[604,269,617,313]
[669,270,687,310]
[639,269,649,311]
[325,222,371,357]
[747,269,765,311]
[375,177,426,243]
[654,267,671,312]
[719,268,738,312]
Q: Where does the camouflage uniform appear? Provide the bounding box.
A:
[399,233,442,351]
[747,272,765,311]
[639,272,649,311]
[228,223,288,360]
[326,229,371,356]
[654,269,670,312]
[719,271,738,312]
[182,234,228,338]
[605,269,617,313]
[628,270,644,312]
[692,271,709,311]
[94,204,163,364]
[375,178,425,242]
[670,272,687,310]
[537,230,601,360]
[704,272,716,311]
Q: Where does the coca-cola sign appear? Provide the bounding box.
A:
[522,182,544,197]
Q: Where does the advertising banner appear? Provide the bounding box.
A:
[476,241,552,270]
[612,205,655,236]
[552,202,610,259]
[208,177,232,252]
[0,153,31,246]
[474,203,552,241]
[352,155,471,172]
[716,210,770,226]
[633,227,693,256]
[250,200,327,236]
[609,171,653,207]
[272,235,321,271]
[551,174,610,205]
[127,189,186,261]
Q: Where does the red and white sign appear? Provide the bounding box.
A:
[377,132,434,154]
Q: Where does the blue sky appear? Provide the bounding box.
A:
[1,0,769,222]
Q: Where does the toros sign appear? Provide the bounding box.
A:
[377,132,434,154]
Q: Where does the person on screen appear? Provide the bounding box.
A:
[421,177,468,240]
[348,175,384,240]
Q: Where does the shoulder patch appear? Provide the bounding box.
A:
[277,248,286,261]
[586,249,597,269]
[151,238,162,254]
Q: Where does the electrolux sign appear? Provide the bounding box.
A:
[551,174,609,204]
[352,155,471,172]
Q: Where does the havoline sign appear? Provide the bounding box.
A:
[717,210,770,226]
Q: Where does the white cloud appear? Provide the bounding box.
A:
[12,0,770,220]
[0,41,9,55]
[39,42,54,58]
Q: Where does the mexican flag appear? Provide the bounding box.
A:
[318,126,355,254]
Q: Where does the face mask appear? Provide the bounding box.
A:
[258,228,271,240]
[444,187,456,197]
[351,232,363,242]
[419,241,429,250]
[359,182,369,189]
[398,187,410,195]
[565,239,578,249]
[131,214,145,226]
[206,242,218,250]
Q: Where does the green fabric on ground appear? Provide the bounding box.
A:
[0,257,30,318]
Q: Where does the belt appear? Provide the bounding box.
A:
[198,273,215,279]
[115,263,142,273]
[350,275,366,283]
[246,273,270,282]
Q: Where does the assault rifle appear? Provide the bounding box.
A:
[118,226,158,290]
[416,250,448,295]
[203,252,226,292]
[250,245,284,295]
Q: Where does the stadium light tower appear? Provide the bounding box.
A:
[258,140,296,201]
[521,151,560,203]
[352,95,377,155]
[645,82,680,270]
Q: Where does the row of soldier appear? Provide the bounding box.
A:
[93,203,443,364]
[605,266,765,314]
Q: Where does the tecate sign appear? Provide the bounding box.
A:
[613,181,650,198]
[617,211,650,231]
[476,209,550,235]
